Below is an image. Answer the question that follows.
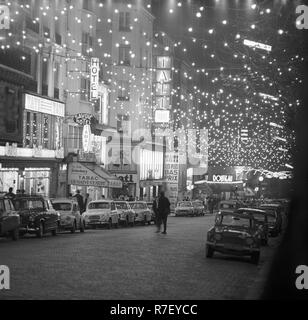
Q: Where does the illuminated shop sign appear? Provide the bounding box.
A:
[25,94,65,117]
[90,58,100,100]
[212,175,234,183]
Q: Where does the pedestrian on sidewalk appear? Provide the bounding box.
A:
[73,190,84,214]
[156,191,170,235]
[5,187,16,200]
[84,193,92,213]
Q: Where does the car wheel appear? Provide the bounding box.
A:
[80,220,85,233]
[148,219,152,225]
[11,228,19,241]
[251,252,260,265]
[71,221,76,234]
[36,222,44,238]
[206,244,214,258]
[142,217,146,226]
[107,219,112,229]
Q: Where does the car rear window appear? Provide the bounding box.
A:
[221,215,251,228]
[88,202,110,210]
[178,202,192,207]
[52,203,72,211]
[115,202,128,210]
[130,203,147,209]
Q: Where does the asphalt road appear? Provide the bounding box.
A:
[0,215,278,300]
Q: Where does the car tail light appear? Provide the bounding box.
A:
[215,234,222,241]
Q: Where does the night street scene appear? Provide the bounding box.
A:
[0,0,308,305]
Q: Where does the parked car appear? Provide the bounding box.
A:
[218,200,244,214]
[83,200,119,229]
[175,201,195,216]
[129,202,152,225]
[51,198,85,233]
[114,201,135,226]
[146,202,156,224]
[0,196,20,241]
[206,212,261,264]
[13,195,59,238]
[236,208,269,246]
[192,200,205,216]
[260,204,283,237]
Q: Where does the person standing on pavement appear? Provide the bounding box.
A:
[84,193,92,212]
[156,191,171,234]
[5,187,16,200]
[153,196,158,224]
[73,190,84,214]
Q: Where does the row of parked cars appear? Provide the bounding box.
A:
[205,199,287,265]
[0,194,156,241]
[174,200,206,217]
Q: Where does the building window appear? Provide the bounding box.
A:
[117,114,130,136]
[119,12,131,32]
[82,32,93,56]
[119,45,131,66]
[68,125,83,150]
[80,77,90,101]
[118,80,130,101]
[83,0,92,11]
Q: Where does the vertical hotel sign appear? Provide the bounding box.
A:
[164,152,179,211]
[0,4,10,30]
[90,58,99,100]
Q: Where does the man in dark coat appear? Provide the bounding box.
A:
[156,191,171,234]
[73,190,84,214]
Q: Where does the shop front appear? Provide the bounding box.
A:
[0,148,63,197]
[67,160,122,200]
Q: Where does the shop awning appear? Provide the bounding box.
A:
[68,162,122,189]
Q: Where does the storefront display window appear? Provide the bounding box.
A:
[23,110,63,150]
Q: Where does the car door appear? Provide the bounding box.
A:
[3,199,18,232]
[0,199,9,234]
[14,199,30,228]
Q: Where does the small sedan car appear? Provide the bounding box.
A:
[175,201,195,216]
[114,201,135,226]
[52,198,85,233]
[192,200,205,216]
[206,212,261,264]
[236,208,269,246]
[0,196,20,241]
[260,204,283,237]
[129,202,152,225]
[13,195,59,238]
[83,200,119,229]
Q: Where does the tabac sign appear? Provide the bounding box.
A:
[68,162,109,188]
[0,5,10,30]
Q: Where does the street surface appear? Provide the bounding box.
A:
[0,215,278,300]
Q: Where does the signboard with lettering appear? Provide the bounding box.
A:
[164,152,179,211]
[25,93,65,117]
[68,162,109,188]
[212,175,234,183]
[90,58,99,100]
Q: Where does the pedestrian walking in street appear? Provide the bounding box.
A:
[156,191,171,235]
[5,187,16,200]
[73,190,84,214]
[84,193,92,212]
